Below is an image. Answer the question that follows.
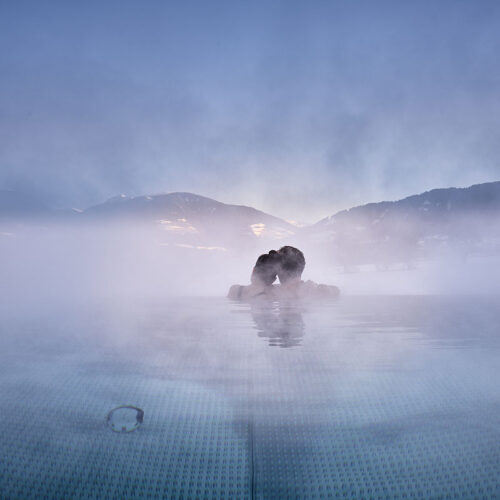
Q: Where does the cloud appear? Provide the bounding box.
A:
[1,0,500,220]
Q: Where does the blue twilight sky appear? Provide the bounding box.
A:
[1,0,500,222]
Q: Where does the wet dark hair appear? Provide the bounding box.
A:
[277,246,305,283]
[251,250,281,286]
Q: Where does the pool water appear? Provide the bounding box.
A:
[1,295,499,499]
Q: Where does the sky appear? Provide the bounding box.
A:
[1,0,500,222]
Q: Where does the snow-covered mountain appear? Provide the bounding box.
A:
[318,181,500,225]
[0,190,297,250]
[308,181,500,266]
[85,192,288,228]
[83,192,298,250]
[2,182,500,260]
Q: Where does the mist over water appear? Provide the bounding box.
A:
[2,0,500,496]
[1,291,500,498]
[1,204,500,498]
[1,186,500,500]
[2,210,500,317]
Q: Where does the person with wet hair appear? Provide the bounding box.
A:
[228,250,280,300]
[251,250,281,286]
[276,246,306,284]
[228,245,339,301]
[275,245,339,299]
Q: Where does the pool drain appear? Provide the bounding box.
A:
[107,405,144,433]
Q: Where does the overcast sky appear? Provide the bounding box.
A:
[1,0,499,222]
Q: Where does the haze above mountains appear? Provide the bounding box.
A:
[1,181,500,265]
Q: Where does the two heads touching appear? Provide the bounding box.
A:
[228,245,340,301]
[251,246,305,287]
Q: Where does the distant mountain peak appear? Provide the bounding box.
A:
[79,191,297,247]
[318,180,500,225]
[309,180,500,266]
[102,193,130,204]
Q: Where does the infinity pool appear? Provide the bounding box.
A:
[1,296,499,498]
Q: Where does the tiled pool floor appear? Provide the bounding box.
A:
[1,296,499,498]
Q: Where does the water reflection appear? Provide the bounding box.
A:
[250,301,305,348]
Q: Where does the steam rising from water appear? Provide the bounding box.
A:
[1,211,500,319]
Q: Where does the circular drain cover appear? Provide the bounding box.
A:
[107,406,144,433]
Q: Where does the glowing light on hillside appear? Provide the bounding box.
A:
[251,223,266,236]
[158,219,197,233]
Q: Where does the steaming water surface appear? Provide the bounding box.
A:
[1,296,499,499]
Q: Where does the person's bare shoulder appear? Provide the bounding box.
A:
[298,280,340,298]
[317,284,340,297]
[227,284,270,300]
[227,284,243,299]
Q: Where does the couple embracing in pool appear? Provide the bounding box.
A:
[228,245,340,300]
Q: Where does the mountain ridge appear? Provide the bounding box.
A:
[308,181,500,267]
[2,182,500,260]
[318,181,500,225]
[2,181,499,225]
